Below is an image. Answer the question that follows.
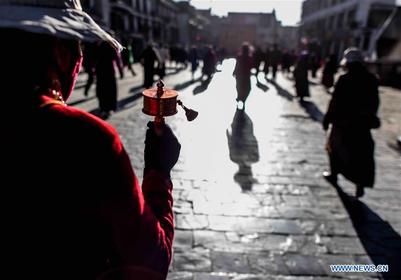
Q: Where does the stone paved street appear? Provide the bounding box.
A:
[71,59,401,280]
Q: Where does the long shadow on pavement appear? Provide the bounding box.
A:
[255,77,269,92]
[129,84,144,93]
[333,184,401,279]
[299,100,325,123]
[265,77,294,101]
[226,109,259,192]
[165,67,186,77]
[174,77,201,91]
[89,89,143,117]
[193,78,212,95]
[68,96,96,106]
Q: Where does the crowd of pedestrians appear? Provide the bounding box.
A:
[83,37,380,200]
[231,41,380,199]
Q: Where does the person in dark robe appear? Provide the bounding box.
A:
[323,48,380,198]
[263,45,271,77]
[293,52,310,101]
[309,52,320,78]
[95,41,121,119]
[233,43,253,110]
[82,42,97,97]
[188,45,199,80]
[202,46,217,80]
[122,38,137,77]
[140,43,160,88]
[252,46,264,76]
[321,54,338,92]
[281,49,292,76]
[269,44,281,80]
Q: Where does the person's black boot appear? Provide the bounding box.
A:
[356,185,365,198]
[323,171,337,186]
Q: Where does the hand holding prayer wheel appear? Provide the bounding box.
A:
[143,80,197,175]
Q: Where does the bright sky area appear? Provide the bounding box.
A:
[187,0,305,26]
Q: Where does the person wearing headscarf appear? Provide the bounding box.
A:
[233,42,253,110]
[0,1,180,279]
[323,48,380,198]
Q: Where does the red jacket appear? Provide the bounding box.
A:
[3,95,174,279]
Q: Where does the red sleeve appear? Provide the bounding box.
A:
[104,138,174,277]
[43,104,174,277]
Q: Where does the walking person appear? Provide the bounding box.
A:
[123,38,137,77]
[252,46,264,76]
[321,54,338,93]
[309,52,320,78]
[233,43,253,110]
[140,43,160,88]
[95,41,121,119]
[188,45,199,80]
[158,44,170,80]
[0,1,181,279]
[281,49,292,76]
[82,42,97,97]
[293,51,310,101]
[270,44,281,80]
[263,45,271,77]
[202,46,217,81]
[323,48,380,198]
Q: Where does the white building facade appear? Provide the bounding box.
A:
[300,0,399,59]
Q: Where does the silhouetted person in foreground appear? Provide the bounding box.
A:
[233,43,253,110]
[321,54,338,92]
[323,48,380,198]
[293,52,310,101]
[0,1,180,279]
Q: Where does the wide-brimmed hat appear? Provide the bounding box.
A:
[340,47,364,65]
[0,0,122,50]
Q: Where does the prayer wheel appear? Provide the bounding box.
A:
[142,80,198,123]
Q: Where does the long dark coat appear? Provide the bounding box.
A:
[95,42,119,112]
[293,58,310,98]
[322,57,338,88]
[202,49,217,78]
[323,64,380,187]
[233,54,253,103]
[140,46,159,88]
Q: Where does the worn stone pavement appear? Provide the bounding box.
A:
[71,59,401,280]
